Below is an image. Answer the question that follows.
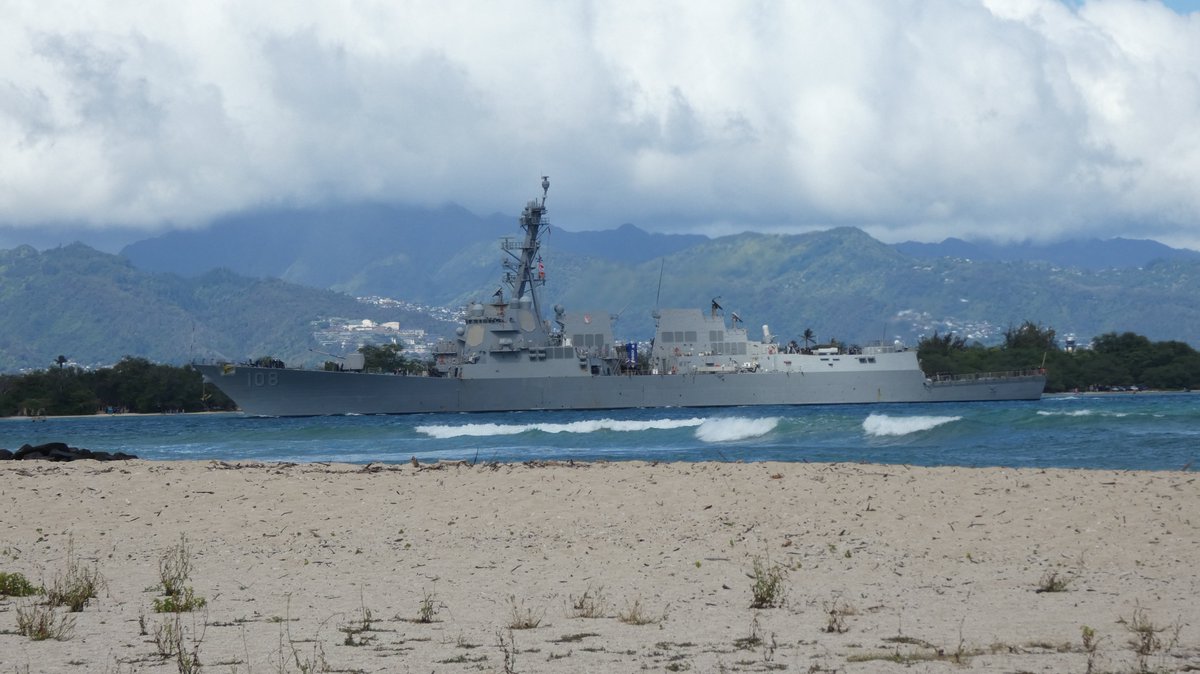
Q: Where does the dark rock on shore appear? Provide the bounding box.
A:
[3,442,136,462]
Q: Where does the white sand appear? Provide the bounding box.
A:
[1,460,1197,673]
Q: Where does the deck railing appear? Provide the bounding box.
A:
[928,369,1045,383]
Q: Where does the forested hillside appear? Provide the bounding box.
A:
[0,244,438,371]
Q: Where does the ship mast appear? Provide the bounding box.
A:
[501,176,551,324]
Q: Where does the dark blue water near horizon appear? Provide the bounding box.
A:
[2,393,1196,471]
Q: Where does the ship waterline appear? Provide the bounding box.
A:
[196,359,1045,417]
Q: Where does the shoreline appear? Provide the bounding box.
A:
[2,459,1196,672]
[0,410,237,423]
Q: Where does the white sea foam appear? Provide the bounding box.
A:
[862,413,961,437]
[415,417,705,439]
[1038,409,1129,418]
[694,417,779,443]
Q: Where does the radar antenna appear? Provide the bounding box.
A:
[499,177,552,326]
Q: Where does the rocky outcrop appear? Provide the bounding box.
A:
[1,442,136,461]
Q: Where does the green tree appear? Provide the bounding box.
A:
[917,331,976,377]
[1091,332,1151,354]
[0,367,98,416]
[358,343,415,373]
[917,326,1200,392]
[1003,321,1058,352]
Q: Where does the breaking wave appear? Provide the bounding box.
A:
[695,417,779,443]
[862,413,961,437]
[1036,409,1129,418]
[415,417,705,439]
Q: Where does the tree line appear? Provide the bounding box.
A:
[0,357,235,417]
[0,343,424,417]
[4,327,1194,416]
[917,322,1200,393]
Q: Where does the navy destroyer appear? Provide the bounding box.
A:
[196,178,1045,416]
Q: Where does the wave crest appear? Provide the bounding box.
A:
[415,417,705,439]
[695,417,779,443]
[863,413,960,437]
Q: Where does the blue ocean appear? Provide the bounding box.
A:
[2,393,1196,471]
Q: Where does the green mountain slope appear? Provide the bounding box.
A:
[0,244,441,372]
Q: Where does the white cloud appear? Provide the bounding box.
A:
[0,0,1197,247]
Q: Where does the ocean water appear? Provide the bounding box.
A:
[2,393,1196,471]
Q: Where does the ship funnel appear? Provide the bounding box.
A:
[762,324,772,343]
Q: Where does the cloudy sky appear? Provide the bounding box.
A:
[2,0,1199,249]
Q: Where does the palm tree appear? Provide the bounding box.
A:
[801,329,815,353]
[55,355,68,369]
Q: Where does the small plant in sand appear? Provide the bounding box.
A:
[569,584,609,619]
[154,616,183,657]
[1122,606,1179,673]
[733,614,763,650]
[154,611,205,673]
[159,534,194,597]
[507,595,544,630]
[617,596,663,626]
[415,590,439,623]
[153,535,206,612]
[154,586,207,613]
[275,595,329,674]
[15,601,75,640]
[823,596,856,633]
[748,556,787,609]
[1034,569,1072,593]
[340,590,376,646]
[497,629,518,674]
[1081,625,1100,674]
[0,571,43,597]
[46,536,105,612]
[175,645,201,674]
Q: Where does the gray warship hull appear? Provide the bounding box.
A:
[196,363,1045,417]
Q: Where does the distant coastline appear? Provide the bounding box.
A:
[0,410,236,422]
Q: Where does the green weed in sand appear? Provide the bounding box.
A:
[159,534,194,597]
[153,586,207,613]
[749,556,787,609]
[46,536,104,612]
[0,571,42,597]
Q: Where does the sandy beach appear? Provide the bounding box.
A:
[1,460,1197,673]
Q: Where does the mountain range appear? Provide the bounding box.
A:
[1,200,1198,372]
[0,243,449,372]
[894,237,1200,269]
